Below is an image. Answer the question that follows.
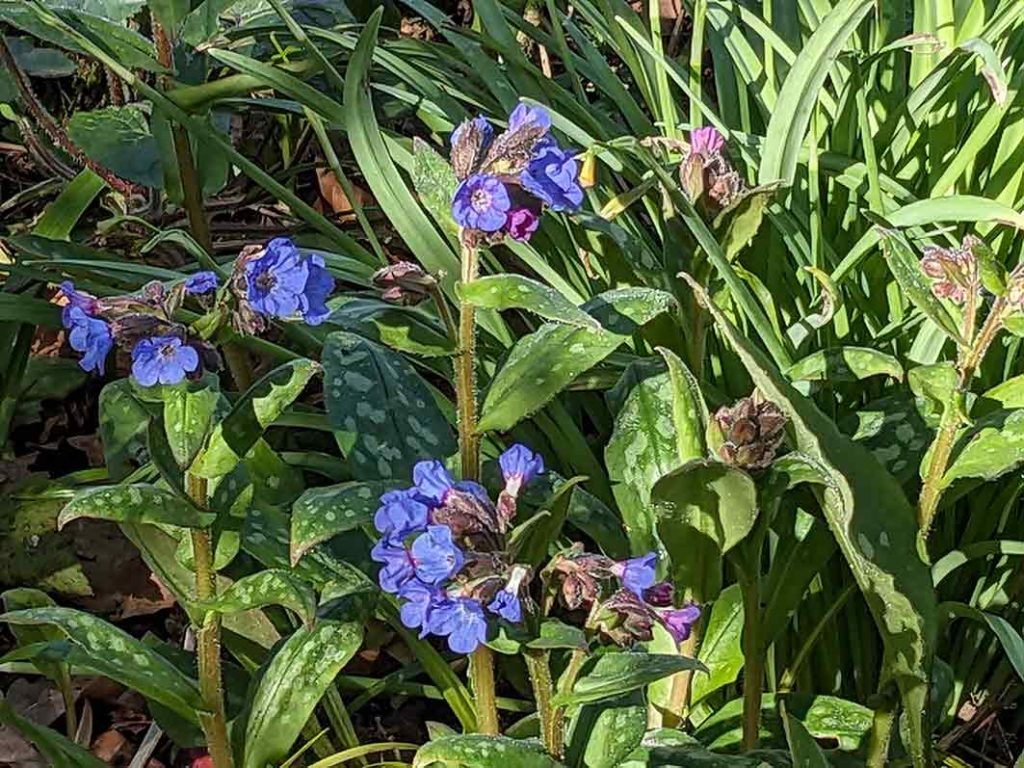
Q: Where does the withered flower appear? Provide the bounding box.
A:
[714,392,788,470]
[372,261,437,306]
[920,237,980,304]
[596,588,656,645]
[679,125,745,211]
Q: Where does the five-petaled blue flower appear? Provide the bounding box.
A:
[661,604,702,643]
[499,444,545,497]
[185,271,218,294]
[521,141,584,212]
[398,579,441,635]
[371,537,416,593]
[452,174,511,232]
[614,553,657,597]
[507,103,551,133]
[410,525,464,585]
[65,306,113,375]
[244,237,334,326]
[487,589,522,623]
[430,596,489,654]
[374,489,430,540]
[131,335,199,387]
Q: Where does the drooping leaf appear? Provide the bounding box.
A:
[57,484,215,530]
[683,275,936,768]
[478,288,675,433]
[199,569,317,628]
[290,481,391,566]
[458,274,600,329]
[66,105,163,188]
[243,621,364,768]
[786,347,903,383]
[414,735,564,768]
[322,331,456,480]
[691,584,743,704]
[553,652,706,706]
[0,693,106,768]
[191,359,320,478]
[97,379,151,480]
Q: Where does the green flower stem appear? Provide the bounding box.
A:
[549,604,600,757]
[187,474,234,768]
[524,649,556,754]
[739,570,763,751]
[865,688,898,768]
[468,645,499,735]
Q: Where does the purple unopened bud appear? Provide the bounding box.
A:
[505,208,540,241]
[714,392,787,470]
[431,486,501,537]
[372,261,437,306]
[643,581,674,607]
[597,589,656,645]
[689,126,725,158]
[659,604,701,644]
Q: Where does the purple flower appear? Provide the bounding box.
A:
[65,306,112,375]
[505,208,540,241]
[644,581,674,607]
[58,281,99,324]
[452,116,493,148]
[690,126,725,158]
[374,489,430,540]
[371,538,416,593]
[130,335,199,386]
[244,237,334,326]
[398,579,441,635]
[521,142,583,212]
[452,174,511,232]
[487,589,522,623]
[429,596,488,654]
[612,553,657,597]
[507,103,552,134]
[499,444,544,498]
[410,525,464,585]
[660,604,701,643]
[413,460,456,505]
[185,271,218,294]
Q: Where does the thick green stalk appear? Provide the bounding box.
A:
[187,474,234,768]
[524,650,556,754]
[468,645,499,735]
[739,571,763,751]
[865,690,898,768]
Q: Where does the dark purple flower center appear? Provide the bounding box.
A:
[160,343,177,360]
[470,188,491,212]
[256,271,277,291]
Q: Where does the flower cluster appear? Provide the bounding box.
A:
[372,262,437,307]
[449,105,583,245]
[713,392,788,471]
[232,237,334,331]
[549,547,701,647]
[679,126,745,212]
[920,236,981,304]
[371,445,545,654]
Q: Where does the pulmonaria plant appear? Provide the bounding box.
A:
[449,105,584,245]
[371,445,545,653]
[679,125,745,212]
[713,392,788,470]
[920,236,982,304]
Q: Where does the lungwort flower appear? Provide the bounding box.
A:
[679,125,744,211]
[65,306,113,375]
[131,335,200,386]
[714,392,788,470]
[920,237,980,304]
[452,174,512,232]
[184,271,218,295]
[243,237,334,325]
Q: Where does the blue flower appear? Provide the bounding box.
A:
[498,444,544,497]
[410,525,464,585]
[371,538,416,594]
[413,459,456,505]
[660,604,701,643]
[65,306,112,375]
[398,579,442,635]
[452,174,511,232]
[429,596,488,654]
[452,116,493,147]
[244,237,334,326]
[521,142,583,212]
[374,489,430,540]
[614,553,657,597]
[130,335,199,386]
[58,281,99,324]
[487,589,521,623]
[507,103,551,134]
[185,271,218,294]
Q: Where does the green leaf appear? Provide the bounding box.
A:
[412,137,459,241]
[567,692,646,768]
[942,602,1024,682]
[713,183,780,261]
[652,459,759,603]
[161,380,221,469]
[478,288,675,433]
[414,735,564,768]
[328,298,454,358]
[553,652,706,707]
[290,481,391,566]
[147,0,190,30]
[66,105,163,188]
[683,274,936,768]
[322,332,456,480]
[515,476,586,566]
[191,359,320,478]
[876,227,964,344]
[57,484,215,529]
[5,35,75,76]
[1,588,71,689]
[32,169,106,240]
[457,275,600,329]
[0,607,204,720]
[0,693,107,768]
[932,540,1024,586]
[781,705,831,768]
[786,347,904,383]
[97,379,151,479]
[243,621,364,768]
[943,409,1024,486]
[758,0,874,186]
[199,569,317,628]
[526,620,588,651]
[691,584,743,704]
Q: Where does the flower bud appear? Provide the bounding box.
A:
[372,262,437,306]
[714,393,787,470]
[920,239,979,304]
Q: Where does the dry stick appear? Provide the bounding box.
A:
[0,36,132,195]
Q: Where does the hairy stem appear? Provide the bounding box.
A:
[524,650,556,755]
[865,690,898,768]
[187,475,234,768]
[468,645,499,735]
[739,571,763,751]
[663,630,700,727]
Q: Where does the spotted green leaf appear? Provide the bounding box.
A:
[57,484,215,530]
[553,652,706,707]
[691,584,743,704]
[328,297,454,358]
[412,137,459,241]
[786,347,903,383]
[414,735,564,768]
[478,288,675,433]
[685,274,936,767]
[0,607,204,720]
[944,409,1024,486]
[98,379,151,480]
[199,569,317,628]
[782,705,830,768]
[457,274,600,329]
[566,692,646,768]
[323,331,457,480]
[290,481,391,566]
[243,620,363,768]
[1,589,72,695]
[191,359,320,478]
[161,380,221,469]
